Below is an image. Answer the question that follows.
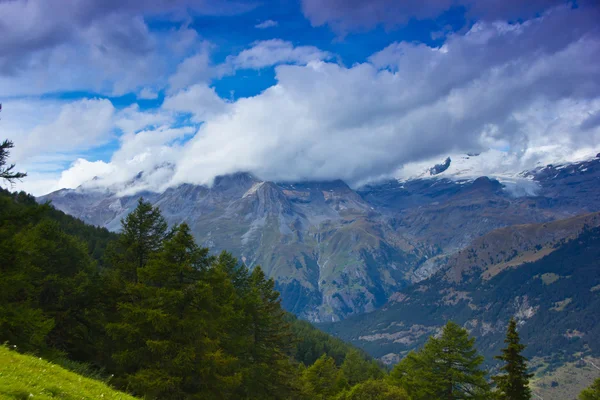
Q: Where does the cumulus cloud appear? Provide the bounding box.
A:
[163,84,228,122]
[167,42,216,92]
[255,19,279,29]
[0,0,249,96]
[166,7,600,187]
[11,5,600,196]
[167,39,333,92]
[301,0,571,35]
[4,99,116,163]
[138,87,160,100]
[225,39,333,70]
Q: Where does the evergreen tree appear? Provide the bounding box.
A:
[236,266,298,399]
[0,139,26,184]
[301,354,347,399]
[389,321,490,400]
[341,349,377,386]
[492,318,533,400]
[336,379,410,400]
[114,198,168,282]
[106,223,240,399]
[579,378,600,400]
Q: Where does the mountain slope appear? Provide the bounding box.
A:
[39,156,600,321]
[321,218,600,369]
[0,345,137,400]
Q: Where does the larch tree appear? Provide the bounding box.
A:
[389,321,490,400]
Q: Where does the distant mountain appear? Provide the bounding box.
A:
[39,156,600,322]
[320,215,600,368]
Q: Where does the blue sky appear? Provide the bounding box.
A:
[1,0,599,195]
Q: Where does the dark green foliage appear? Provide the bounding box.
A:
[116,197,169,281]
[389,321,490,400]
[579,378,600,400]
[287,314,371,366]
[0,139,26,184]
[341,349,383,386]
[2,143,576,400]
[492,318,533,400]
[335,380,410,400]
[0,189,106,358]
[1,183,383,399]
[301,354,348,399]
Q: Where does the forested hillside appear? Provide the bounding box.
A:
[2,141,599,399]
[323,219,600,368]
[0,185,390,399]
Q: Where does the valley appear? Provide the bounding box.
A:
[40,155,600,323]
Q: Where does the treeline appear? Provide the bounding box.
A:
[0,188,544,400]
[0,188,386,399]
[1,140,598,399]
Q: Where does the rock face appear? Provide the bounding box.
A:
[321,215,600,367]
[39,157,600,322]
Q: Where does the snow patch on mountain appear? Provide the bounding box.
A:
[394,147,600,193]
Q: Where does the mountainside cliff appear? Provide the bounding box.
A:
[321,215,600,369]
[39,156,600,321]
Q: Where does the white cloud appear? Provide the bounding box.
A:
[225,39,333,70]
[0,2,204,97]
[163,84,228,122]
[138,87,159,99]
[4,98,116,164]
[255,20,278,29]
[168,7,600,187]
[56,159,114,190]
[8,5,600,197]
[167,42,215,92]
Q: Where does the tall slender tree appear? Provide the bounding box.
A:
[492,318,533,400]
[116,197,169,282]
[389,321,490,400]
[0,139,26,184]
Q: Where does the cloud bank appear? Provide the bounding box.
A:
[3,4,600,196]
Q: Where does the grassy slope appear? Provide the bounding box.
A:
[530,356,600,400]
[0,346,137,400]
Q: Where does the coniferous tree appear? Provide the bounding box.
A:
[236,266,298,399]
[492,318,533,400]
[114,197,168,282]
[106,223,240,399]
[336,379,410,400]
[0,139,26,184]
[301,354,347,399]
[389,321,490,400]
[579,378,600,400]
[341,349,376,386]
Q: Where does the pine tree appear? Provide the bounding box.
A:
[389,321,490,400]
[579,377,600,400]
[235,266,298,399]
[492,318,533,400]
[0,139,26,184]
[115,197,169,282]
[106,223,239,399]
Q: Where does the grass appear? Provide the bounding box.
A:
[530,356,600,400]
[0,345,138,400]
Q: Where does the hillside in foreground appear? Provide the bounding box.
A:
[0,345,137,400]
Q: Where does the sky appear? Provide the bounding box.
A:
[1,0,600,195]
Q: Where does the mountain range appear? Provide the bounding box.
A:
[39,154,600,323]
